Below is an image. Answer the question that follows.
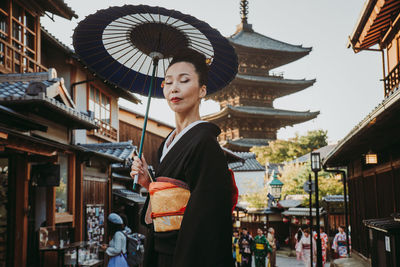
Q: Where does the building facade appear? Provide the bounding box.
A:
[325,1,400,265]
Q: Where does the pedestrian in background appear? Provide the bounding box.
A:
[267,227,277,267]
[101,213,129,267]
[294,228,303,261]
[332,225,350,258]
[232,230,241,267]
[239,227,253,267]
[296,228,315,267]
[253,228,271,267]
[314,226,328,265]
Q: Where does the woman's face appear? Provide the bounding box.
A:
[163,62,206,115]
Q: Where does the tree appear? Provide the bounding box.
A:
[279,162,343,205]
[251,129,328,164]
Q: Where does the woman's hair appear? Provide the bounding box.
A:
[297,229,303,242]
[108,221,124,238]
[168,48,209,87]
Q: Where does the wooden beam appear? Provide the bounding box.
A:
[46,187,55,227]
[27,154,58,163]
[75,160,83,241]
[14,155,29,267]
[0,131,8,139]
[68,154,76,227]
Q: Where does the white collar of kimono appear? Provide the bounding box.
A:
[160,120,207,163]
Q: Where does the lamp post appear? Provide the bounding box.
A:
[311,152,323,267]
[308,173,313,266]
[269,171,284,200]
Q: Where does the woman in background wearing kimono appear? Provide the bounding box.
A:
[332,226,350,258]
[296,228,315,267]
[131,49,235,267]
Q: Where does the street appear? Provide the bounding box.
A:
[250,255,331,267]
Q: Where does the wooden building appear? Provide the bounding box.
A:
[0,1,140,266]
[118,105,173,167]
[202,0,319,152]
[325,1,400,265]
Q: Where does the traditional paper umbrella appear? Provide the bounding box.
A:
[73,5,238,189]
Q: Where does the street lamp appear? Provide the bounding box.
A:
[311,152,323,267]
[269,171,284,200]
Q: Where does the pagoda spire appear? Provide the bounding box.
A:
[240,0,249,24]
[236,0,253,33]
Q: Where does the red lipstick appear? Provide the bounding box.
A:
[171,97,182,103]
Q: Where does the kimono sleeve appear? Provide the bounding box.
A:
[172,135,234,267]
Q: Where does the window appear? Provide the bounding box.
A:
[0,1,42,73]
[88,84,111,125]
[55,154,68,213]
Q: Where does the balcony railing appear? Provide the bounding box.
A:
[0,38,47,74]
[88,120,118,142]
[384,61,400,97]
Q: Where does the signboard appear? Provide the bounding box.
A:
[86,204,105,243]
[303,180,315,193]
[385,236,391,252]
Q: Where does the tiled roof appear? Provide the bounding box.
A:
[229,105,320,118]
[38,0,78,19]
[0,77,97,129]
[236,74,316,87]
[230,30,311,53]
[266,163,284,176]
[324,88,400,166]
[288,144,336,164]
[322,195,348,203]
[224,138,271,148]
[229,152,265,171]
[282,207,325,217]
[203,105,320,122]
[80,141,136,161]
[364,217,400,234]
[278,199,302,209]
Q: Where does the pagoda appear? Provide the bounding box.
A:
[203,0,319,152]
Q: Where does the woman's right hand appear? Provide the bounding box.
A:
[130,155,150,190]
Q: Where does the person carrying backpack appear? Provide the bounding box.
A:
[101,213,129,267]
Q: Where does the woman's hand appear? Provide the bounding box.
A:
[130,155,150,190]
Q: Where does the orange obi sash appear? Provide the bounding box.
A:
[149,177,190,232]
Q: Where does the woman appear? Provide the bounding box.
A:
[131,49,234,267]
[102,213,129,267]
[296,228,315,267]
[294,228,303,260]
[332,225,350,258]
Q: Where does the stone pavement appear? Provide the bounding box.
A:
[250,255,331,267]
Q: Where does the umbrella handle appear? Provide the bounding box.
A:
[133,58,159,190]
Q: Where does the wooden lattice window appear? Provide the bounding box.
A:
[88,84,111,125]
[0,0,44,73]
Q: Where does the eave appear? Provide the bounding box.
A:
[324,87,400,167]
[202,105,319,122]
[349,0,400,51]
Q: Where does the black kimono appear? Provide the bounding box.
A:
[141,122,234,267]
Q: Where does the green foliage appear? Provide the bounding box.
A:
[250,130,328,164]
[279,162,344,205]
[241,186,269,209]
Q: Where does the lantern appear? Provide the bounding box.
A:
[311,152,321,171]
[365,151,378,164]
[283,217,289,223]
[306,218,311,225]
[269,171,284,200]
[293,217,299,225]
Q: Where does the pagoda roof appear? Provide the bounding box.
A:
[230,29,311,53]
[234,74,315,97]
[203,105,320,122]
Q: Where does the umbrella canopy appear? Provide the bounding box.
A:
[73,4,238,98]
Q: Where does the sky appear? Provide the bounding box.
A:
[42,0,383,143]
